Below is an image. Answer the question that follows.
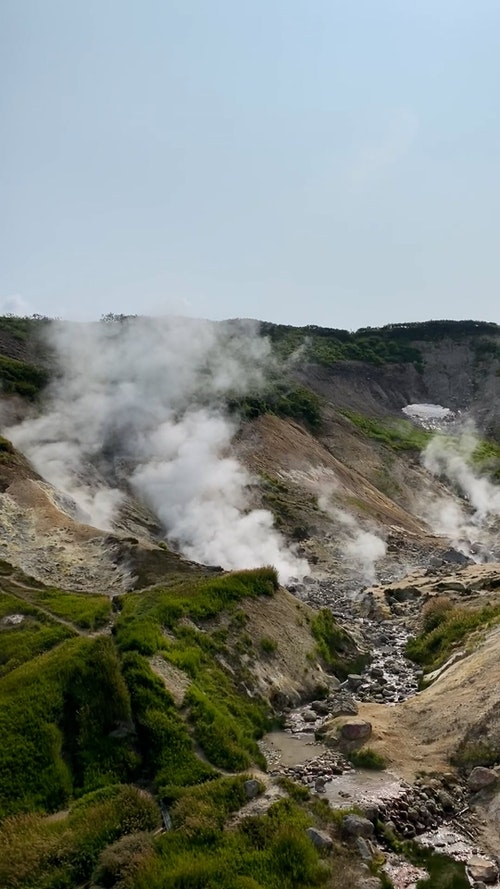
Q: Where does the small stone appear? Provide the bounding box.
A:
[306,827,333,849]
[342,814,375,838]
[467,856,499,884]
[244,779,260,800]
[437,790,454,810]
[355,836,373,861]
[347,674,363,689]
[310,700,330,714]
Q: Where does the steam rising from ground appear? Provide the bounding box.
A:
[318,489,386,584]
[7,317,309,582]
[420,426,500,560]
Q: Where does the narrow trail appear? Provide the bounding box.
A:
[1,571,115,638]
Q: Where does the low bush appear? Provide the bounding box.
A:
[260,636,277,655]
[348,748,387,770]
[229,383,322,431]
[0,784,160,889]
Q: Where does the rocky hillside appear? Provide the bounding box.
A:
[2,314,500,888]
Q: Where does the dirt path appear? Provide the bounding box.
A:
[3,575,114,637]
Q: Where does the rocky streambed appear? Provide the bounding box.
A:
[261,577,500,887]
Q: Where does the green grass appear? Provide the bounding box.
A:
[115,567,278,655]
[406,603,500,673]
[340,410,431,451]
[0,354,48,399]
[348,748,387,770]
[0,783,160,889]
[114,571,278,775]
[0,636,137,816]
[0,591,73,676]
[311,609,369,679]
[121,651,215,792]
[123,797,328,889]
[27,587,112,630]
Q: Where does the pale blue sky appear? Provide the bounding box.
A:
[1,1,499,328]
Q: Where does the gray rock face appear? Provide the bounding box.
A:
[468,767,498,793]
[342,814,375,839]
[466,856,499,884]
[306,827,333,849]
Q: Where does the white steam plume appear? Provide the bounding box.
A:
[7,316,309,582]
[419,425,500,560]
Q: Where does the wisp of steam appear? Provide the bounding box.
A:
[318,490,386,584]
[420,424,500,560]
[7,317,309,583]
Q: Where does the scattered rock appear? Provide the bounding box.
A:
[468,767,498,793]
[355,835,374,861]
[306,827,333,849]
[342,814,375,839]
[466,856,499,884]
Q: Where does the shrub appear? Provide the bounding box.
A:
[421,597,453,633]
[348,748,387,770]
[92,831,155,888]
[260,637,277,655]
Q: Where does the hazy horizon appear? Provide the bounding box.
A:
[2,1,500,329]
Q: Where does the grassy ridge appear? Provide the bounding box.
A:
[25,587,112,630]
[0,636,135,816]
[406,597,500,673]
[115,570,278,775]
[0,565,377,888]
[0,591,74,676]
[260,321,424,367]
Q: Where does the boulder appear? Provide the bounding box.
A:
[466,856,499,884]
[342,814,375,839]
[306,827,333,849]
[468,767,498,793]
[340,719,372,742]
